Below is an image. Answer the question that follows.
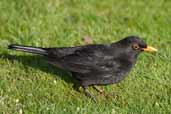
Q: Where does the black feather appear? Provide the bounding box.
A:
[8,44,47,55]
[8,36,149,90]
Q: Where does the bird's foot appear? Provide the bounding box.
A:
[93,86,104,93]
[83,87,97,102]
[103,92,117,100]
[93,86,108,96]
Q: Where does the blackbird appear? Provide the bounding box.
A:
[8,36,157,100]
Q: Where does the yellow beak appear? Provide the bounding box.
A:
[143,46,158,52]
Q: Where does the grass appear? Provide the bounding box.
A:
[0,0,171,113]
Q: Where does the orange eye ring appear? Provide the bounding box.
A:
[132,44,139,50]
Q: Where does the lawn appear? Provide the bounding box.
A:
[0,0,171,113]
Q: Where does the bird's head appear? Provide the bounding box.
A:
[115,36,157,58]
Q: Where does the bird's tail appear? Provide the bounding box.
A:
[8,44,48,55]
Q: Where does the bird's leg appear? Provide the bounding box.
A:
[93,86,104,94]
[73,83,81,92]
[72,76,82,92]
[83,86,97,102]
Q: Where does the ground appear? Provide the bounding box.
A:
[0,0,171,113]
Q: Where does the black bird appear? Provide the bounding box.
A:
[8,36,157,100]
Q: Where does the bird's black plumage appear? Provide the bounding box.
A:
[8,36,155,100]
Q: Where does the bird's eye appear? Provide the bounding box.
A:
[132,44,139,50]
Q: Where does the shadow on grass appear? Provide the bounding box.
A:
[0,53,75,84]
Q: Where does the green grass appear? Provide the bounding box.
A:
[0,0,171,113]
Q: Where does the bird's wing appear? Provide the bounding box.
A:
[46,45,117,73]
[45,46,83,58]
